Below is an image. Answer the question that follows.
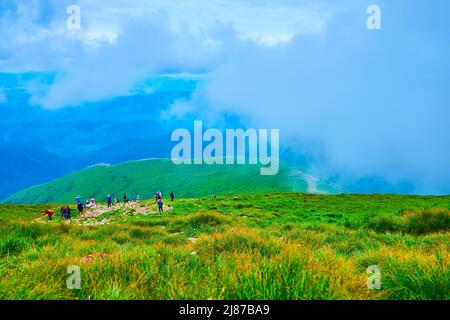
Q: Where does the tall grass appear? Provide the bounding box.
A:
[0,193,449,300]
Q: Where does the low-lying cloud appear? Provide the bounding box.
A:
[180,0,450,194]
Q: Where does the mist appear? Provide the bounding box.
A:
[184,0,450,194]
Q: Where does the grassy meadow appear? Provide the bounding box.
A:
[0,193,449,300]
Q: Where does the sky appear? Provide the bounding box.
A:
[0,0,449,194]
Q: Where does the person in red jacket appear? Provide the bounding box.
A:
[42,209,54,221]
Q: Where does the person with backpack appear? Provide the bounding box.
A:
[170,192,174,202]
[107,195,112,208]
[42,209,54,221]
[157,198,164,214]
[77,202,84,214]
[60,206,66,219]
[123,194,128,203]
[75,195,81,205]
[64,206,71,222]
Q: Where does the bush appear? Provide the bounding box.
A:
[188,213,225,228]
[201,228,281,258]
[0,236,31,258]
[368,209,450,235]
[403,209,450,235]
[367,215,402,233]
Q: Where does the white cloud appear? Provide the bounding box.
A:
[179,3,450,194]
[30,16,226,109]
[0,0,334,71]
[161,99,195,120]
[0,0,334,108]
[75,0,332,46]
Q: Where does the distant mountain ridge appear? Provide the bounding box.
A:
[3,158,338,204]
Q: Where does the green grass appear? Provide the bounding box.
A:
[0,193,449,300]
[2,159,340,204]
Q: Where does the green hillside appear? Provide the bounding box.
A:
[0,193,449,299]
[3,159,337,204]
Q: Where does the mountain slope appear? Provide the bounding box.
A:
[3,159,337,204]
[73,136,172,168]
[0,143,71,199]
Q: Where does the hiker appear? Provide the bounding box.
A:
[60,206,66,218]
[64,206,71,222]
[157,198,164,213]
[75,195,81,204]
[42,209,54,221]
[77,202,84,214]
[123,194,128,203]
[170,192,174,202]
[136,195,140,203]
[86,197,96,209]
[114,198,119,206]
[107,195,112,208]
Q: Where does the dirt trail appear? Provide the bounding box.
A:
[288,169,322,194]
[35,201,161,226]
[75,202,157,226]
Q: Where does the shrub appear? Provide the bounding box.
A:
[166,212,228,236]
[367,215,402,233]
[200,228,281,258]
[367,209,450,235]
[403,209,450,235]
[188,213,225,228]
[0,236,31,258]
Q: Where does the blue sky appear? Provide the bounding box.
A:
[0,0,449,194]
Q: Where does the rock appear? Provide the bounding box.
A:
[82,252,107,263]
[82,254,95,263]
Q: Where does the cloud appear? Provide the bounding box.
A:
[181,0,450,194]
[0,0,334,108]
[74,0,333,46]
[31,16,230,109]
[2,0,449,194]
[161,99,196,121]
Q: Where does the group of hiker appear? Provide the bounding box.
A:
[154,191,175,213]
[42,191,176,221]
[106,193,141,207]
[42,205,71,222]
